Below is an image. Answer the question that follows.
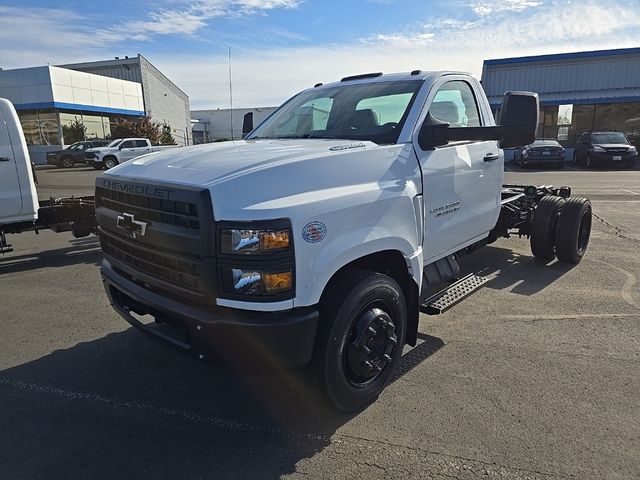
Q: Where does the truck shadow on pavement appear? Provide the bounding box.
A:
[462,245,574,296]
[0,327,444,479]
[0,237,101,275]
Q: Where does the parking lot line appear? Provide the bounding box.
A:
[620,189,639,195]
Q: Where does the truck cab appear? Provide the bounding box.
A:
[0,98,39,226]
[95,71,591,411]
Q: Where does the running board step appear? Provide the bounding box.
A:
[420,273,488,315]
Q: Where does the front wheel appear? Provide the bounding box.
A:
[103,156,118,170]
[311,270,407,412]
[61,156,75,168]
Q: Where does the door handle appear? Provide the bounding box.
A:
[0,156,10,162]
[484,152,499,162]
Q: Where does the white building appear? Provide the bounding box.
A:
[191,107,277,143]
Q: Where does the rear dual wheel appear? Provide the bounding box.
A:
[530,195,592,264]
[311,270,406,412]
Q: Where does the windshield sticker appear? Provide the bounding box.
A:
[329,142,366,151]
[302,222,327,243]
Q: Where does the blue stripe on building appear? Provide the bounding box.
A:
[484,47,640,66]
[12,101,145,116]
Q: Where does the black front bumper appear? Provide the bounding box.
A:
[591,151,637,164]
[102,259,319,370]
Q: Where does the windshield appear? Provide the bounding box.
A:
[107,139,122,148]
[248,80,423,145]
[592,132,628,144]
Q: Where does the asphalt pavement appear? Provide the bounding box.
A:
[1,161,638,479]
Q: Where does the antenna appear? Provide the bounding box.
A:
[228,47,233,140]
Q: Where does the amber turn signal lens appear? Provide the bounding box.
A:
[263,271,292,293]
[260,230,290,250]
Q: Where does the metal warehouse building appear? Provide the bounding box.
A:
[191,107,277,144]
[61,55,191,146]
[481,47,640,148]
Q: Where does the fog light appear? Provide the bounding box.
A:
[228,268,293,296]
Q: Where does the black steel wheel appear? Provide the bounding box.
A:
[61,156,75,168]
[311,270,406,411]
[530,195,565,261]
[555,197,592,264]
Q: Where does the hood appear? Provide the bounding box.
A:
[104,139,382,187]
[101,139,420,220]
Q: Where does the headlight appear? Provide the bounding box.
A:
[629,146,637,153]
[592,146,606,152]
[222,268,293,296]
[221,228,290,254]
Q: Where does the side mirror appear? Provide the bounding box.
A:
[496,92,539,148]
[418,91,539,150]
[242,112,254,139]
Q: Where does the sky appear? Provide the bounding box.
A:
[1,0,639,109]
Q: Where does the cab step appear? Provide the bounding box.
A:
[420,273,488,315]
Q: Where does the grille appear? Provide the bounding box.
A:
[96,186,200,230]
[101,230,205,294]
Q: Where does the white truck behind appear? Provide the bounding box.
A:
[86,138,180,170]
[93,71,592,411]
[0,98,96,253]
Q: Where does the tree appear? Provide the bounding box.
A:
[160,123,177,145]
[62,119,86,144]
[110,116,162,145]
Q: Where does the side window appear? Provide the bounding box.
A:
[121,140,135,148]
[134,140,148,148]
[430,81,481,128]
[356,93,414,125]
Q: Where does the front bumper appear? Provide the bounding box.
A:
[590,151,637,164]
[101,259,319,370]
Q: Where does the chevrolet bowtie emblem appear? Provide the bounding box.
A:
[116,213,148,238]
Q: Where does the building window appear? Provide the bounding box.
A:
[18,109,60,146]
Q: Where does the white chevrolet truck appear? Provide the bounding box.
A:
[94,71,592,411]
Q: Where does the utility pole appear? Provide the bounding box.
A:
[228,47,233,140]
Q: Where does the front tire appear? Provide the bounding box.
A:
[61,156,75,168]
[103,156,118,170]
[311,270,407,412]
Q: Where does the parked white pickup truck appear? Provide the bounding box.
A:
[0,98,96,253]
[85,138,180,170]
[94,71,592,411]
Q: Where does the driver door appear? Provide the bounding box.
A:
[414,78,502,263]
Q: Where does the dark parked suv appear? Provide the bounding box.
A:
[574,131,637,169]
[46,140,109,168]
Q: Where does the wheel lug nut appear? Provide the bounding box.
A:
[388,337,397,345]
[361,346,371,354]
[364,360,374,369]
[383,354,392,362]
[374,364,382,372]
[367,326,377,335]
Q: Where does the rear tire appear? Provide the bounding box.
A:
[555,197,592,264]
[530,195,565,261]
[311,270,407,412]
